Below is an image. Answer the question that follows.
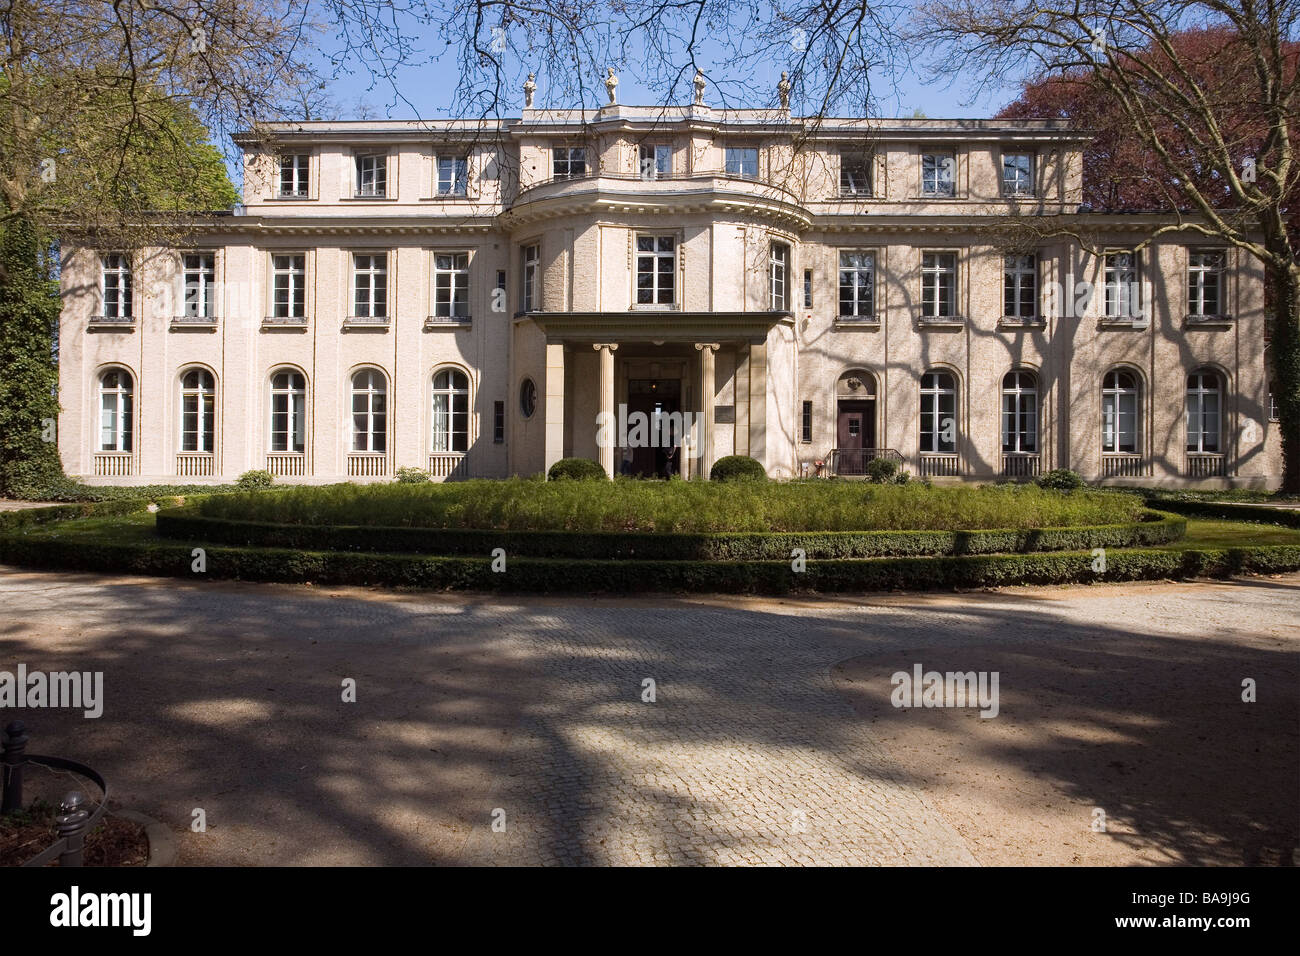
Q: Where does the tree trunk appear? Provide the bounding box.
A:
[1271,262,1300,493]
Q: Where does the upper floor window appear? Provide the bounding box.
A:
[1188,250,1225,317]
[1001,152,1034,196]
[179,368,215,453]
[921,152,955,197]
[269,370,306,453]
[921,252,957,317]
[839,251,876,318]
[1101,369,1141,453]
[101,254,133,318]
[272,254,306,318]
[1003,254,1037,318]
[355,153,387,197]
[279,154,309,197]
[639,144,672,180]
[436,155,468,196]
[183,253,216,318]
[1186,369,1222,454]
[553,147,587,180]
[840,155,872,196]
[433,252,470,318]
[1104,251,1138,317]
[521,244,540,313]
[99,368,133,452]
[725,147,759,178]
[353,253,388,318]
[770,242,789,311]
[635,236,676,306]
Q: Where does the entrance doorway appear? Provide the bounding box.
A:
[836,399,877,475]
[626,378,681,477]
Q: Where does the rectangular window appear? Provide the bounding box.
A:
[353,253,388,318]
[920,375,958,454]
[921,252,957,317]
[433,252,470,317]
[1001,152,1034,196]
[272,254,306,318]
[839,251,876,318]
[101,254,133,318]
[183,253,216,318]
[770,242,789,311]
[1003,254,1037,318]
[271,392,305,453]
[181,391,214,452]
[279,155,309,197]
[1104,252,1137,317]
[801,401,813,444]
[639,144,672,180]
[436,155,469,196]
[522,244,539,313]
[553,147,587,179]
[355,154,387,197]
[921,153,955,197]
[803,269,813,309]
[635,236,676,306]
[1188,250,1224,316]
[1102,392,1138,453]
[494,400,505,443]
[725,147,759,178]
[840,155,872,195]
[1270,383,1279,422]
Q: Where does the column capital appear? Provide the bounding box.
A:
[694,342,720,352]
[592,342,620,352]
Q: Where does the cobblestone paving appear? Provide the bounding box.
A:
[460,604,976,865]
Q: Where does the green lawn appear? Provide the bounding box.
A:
[1156,518,1300,550]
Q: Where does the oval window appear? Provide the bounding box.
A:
[519,377,537,418]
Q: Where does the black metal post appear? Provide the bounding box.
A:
[1,721,28,814]
[55,792,89,867]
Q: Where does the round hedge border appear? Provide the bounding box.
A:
[153,507,1186,560]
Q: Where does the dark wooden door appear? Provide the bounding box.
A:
[836,400,875,474]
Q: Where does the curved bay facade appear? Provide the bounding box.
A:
[58,105,1279,485]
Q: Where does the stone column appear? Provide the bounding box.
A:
[748,338,767,468]
[593,343,618,477]
[695,343,719,478]
[544,341,566,472]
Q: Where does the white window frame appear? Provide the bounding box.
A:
[436,154,469,197]
[355,153,387,198]
[351,368,388,454]
[1001,370,1038,454]
[553,147,587,180]
[638,144,672,180]
[840,154,873,196]
[921,152,955,197]
[921,251,957,317]
[352,252,388,319]
[1104,251,1139,318]
[725,146,759,178]
[635,235,676,307]
[522,243,540,313]
[433,252,471,318]
[770,242,789,311]
[920,370,958,454]
[1102,369,1141,454]
[1003,254,1037,319]
[431,367,471,453]
[1186,369,1222,453]
[838,250,876,318]
[271,253,306,319]
[183,252,217,318]
[101,254,133,318]
[1001,152,1034,197]
[269,369,307,453]
[179,368,216,453]
[1188,249,1226,317]
[278,154,310,197]
[98,368,133,452]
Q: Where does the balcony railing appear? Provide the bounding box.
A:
[827,448,902,476]
[428,452,468,480]
[1000,454,1041,478]
[1102,453,1147,478]
[92,452,132,477]
[175,453,214,478]
[918,454,960,477]
[266,453,306,477]
[1186,453,1227,478]
[347,453,388,478]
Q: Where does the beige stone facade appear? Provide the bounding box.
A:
[58,104,1280,486]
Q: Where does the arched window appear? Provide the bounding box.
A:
[1186,369,1222,453]
[920,370,957,454]
[1001,370,1038,454]
[269,369,306,453]
[432,368,470,452]
[98,368,133,452]
[179,368,215,453]
[1102,369,1140,453]
[351,369,387,453]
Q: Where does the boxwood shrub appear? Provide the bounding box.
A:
[709,455,767,482]
[546,457,607,481]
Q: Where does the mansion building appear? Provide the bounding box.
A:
[57,91,1280,485]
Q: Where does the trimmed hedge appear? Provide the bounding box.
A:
[710,455,767,482]
[1144,497,1300,529]
[547,457,607,480]
[1,522,1297,594]
[154,507,1186,559]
